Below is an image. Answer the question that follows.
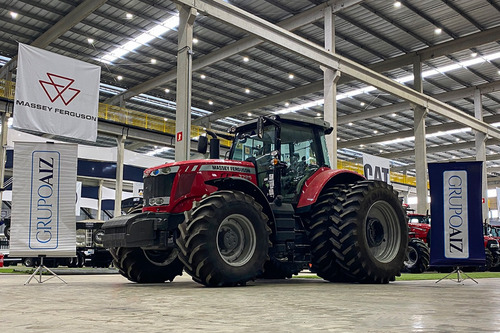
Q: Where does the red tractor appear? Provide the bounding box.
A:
[403,213,431,273]
[103,115,408,286]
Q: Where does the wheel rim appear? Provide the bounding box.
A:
[143,248,179,267]
[404,246,418,268]
[365,200,401,263]
[217,214,256,267]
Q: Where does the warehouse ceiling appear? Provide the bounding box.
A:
[1,0,500,182]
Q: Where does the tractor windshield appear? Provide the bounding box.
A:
[230,120,330,202]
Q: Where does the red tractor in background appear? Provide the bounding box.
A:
[403,212,431,273]
[102,114,408,286]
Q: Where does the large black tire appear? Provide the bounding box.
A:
[177,190,271,287]
[23,257,36,267]
[331,181,408,283]
[403,238,430,273]
[258,257,302,279]
[113,247,183,283]
[306,185,345,282]
[479,248,494,272]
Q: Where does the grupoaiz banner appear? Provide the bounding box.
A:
[9,142,77,257]
[429,162,485,267]
[13,43,100,142]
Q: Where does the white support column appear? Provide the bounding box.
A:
[474,88,488,224]
[413,56,429,214]
[175,4,197,161]
[0,111,8,205]
[322,6,340,168]
[114,135,125,217]
[97,179,103,220]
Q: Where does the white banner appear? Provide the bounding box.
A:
[497,187,500,212]
[13,43,100,142]
[9,142,78,257]
[362,153,391,184]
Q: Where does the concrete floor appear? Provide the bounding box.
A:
[1,271,499,332]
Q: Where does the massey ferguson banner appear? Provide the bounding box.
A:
[9,142,77,257]
[13,43,100,142]
[429,162,485,267]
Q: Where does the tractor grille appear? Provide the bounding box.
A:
[143,173,175,207]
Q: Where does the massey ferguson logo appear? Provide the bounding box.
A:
[39,73,81,106]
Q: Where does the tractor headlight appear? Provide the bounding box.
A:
[148,196,170,206]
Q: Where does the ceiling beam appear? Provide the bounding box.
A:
[339,114,500,149]
[0,0,108,78]
[393,154,500,173]
[339,80,500,125]
[194,26,500,125]
[104,0,362,105]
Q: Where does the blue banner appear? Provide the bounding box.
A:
[429,162,485,267]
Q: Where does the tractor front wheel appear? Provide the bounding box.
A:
[112,247,183,283]
[177,190,271,287]
[403,238,430,273]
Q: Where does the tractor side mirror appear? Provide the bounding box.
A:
[198,136,208,154]
[257,117,264,139]
[209,138,220,159]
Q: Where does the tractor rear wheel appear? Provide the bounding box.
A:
[113,247,183,283]
[479,248,493,271]
[403,238,430,273]
[306,185,345,282]
[177,190,271,287]
[331,181,408,283]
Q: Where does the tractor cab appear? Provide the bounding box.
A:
[228,114,332,202]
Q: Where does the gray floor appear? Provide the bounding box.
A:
[1,271,499,332]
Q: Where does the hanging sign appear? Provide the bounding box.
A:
[13,43,100,142]
[362,153,391,184]
[429,162,485,267]
[9,142,78,257]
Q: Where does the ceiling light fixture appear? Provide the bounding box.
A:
[151,58,157,64]
[208,100,214,105]
[87,38,94,44]
[248,112,252,116]
[164,88,170,93]
[360,102,365,106]
[394,1,401,8]
[117,75,123,81]
[245,88,250,94]
[471,52,478,58]
[434,27,442,35]
[200,74,206,79]
[285,102,290,107]
[243,56,249,62]
[9,12,18,19]
[349,122,353,126]
[192,38,199,44]
[288,73,294,79]
[126,13,133,19]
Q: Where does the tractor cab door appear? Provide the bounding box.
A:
[279,124,329,202]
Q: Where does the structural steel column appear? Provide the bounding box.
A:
[323,6,340,168]
[114,135,125,217]
[0,111,8,205]
[413,56,429,214]
[175,5,197,161]
[474,88,488,224]
[97,179,103,220]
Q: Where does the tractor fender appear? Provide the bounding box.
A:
[205,177,274,227]
[297,168,364,210]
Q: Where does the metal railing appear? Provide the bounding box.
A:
[1,79,418,187]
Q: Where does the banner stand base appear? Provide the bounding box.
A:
[435,266,478,284]
[24,256,67,285]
